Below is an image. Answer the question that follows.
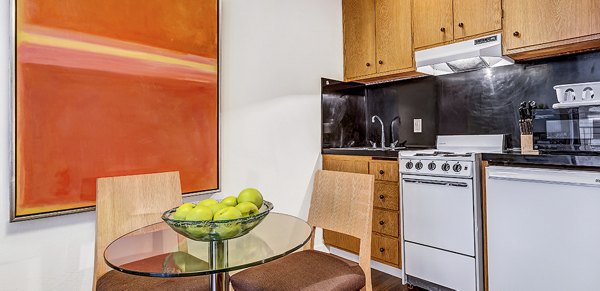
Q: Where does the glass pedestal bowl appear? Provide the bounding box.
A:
[162,200,274,241]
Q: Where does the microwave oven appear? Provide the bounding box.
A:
[533,106,600,153]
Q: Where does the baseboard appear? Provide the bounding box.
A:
[328,247,403,278]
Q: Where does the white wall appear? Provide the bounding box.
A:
[0,1,342,290]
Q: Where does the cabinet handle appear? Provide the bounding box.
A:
[379,247,385,253]
[379,194,385,200]
[379,170,385,175]
[378,60,383,65]
[513,31,520,37]
[440,27,446,32]
[366,62,371,67]
[458,22,464,28]
[379,220,385,225]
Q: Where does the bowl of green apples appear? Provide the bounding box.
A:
[162,188,273,241]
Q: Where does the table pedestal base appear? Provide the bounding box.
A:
[210,240,230,291]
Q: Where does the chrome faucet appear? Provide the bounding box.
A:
[390,116,400,148]
[371,115,385,149]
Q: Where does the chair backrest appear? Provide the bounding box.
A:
[92,171,183,289]
[307,170,375,291]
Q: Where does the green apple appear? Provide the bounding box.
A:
[214,224,241,239]
[197,198,218,207]
[185,205,213,221]
[209,203,227,215]
[174,203,196,220]
[237,188,264,209]
[235,201,259,217]
[221,196,238,207]
[213,206,243,221]
[186,226,210,239]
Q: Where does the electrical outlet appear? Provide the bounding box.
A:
[414,119,422,133]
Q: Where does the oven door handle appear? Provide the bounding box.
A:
[403,178,469,188]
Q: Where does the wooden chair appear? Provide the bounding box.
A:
[230,170,375,291]
[93,171,209,291]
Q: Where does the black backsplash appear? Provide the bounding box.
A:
[322,50,600,149]
[436,51,600,147]
[367,77,438,148]
[321,79,368,148]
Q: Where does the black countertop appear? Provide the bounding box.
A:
[322,148,401,158]
[482,152,600,169]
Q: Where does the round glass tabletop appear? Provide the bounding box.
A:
[104,212,313,277]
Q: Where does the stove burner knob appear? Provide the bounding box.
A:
[441,163,451,172]
[405,161,414,169]
[428,162,436,171]
[415,162,423,170]
[453,163,463,172]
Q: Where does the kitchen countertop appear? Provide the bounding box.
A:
[322,148,401,158]
[482,152,600,169]
[322,146,433,158]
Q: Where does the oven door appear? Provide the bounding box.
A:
[402,174,475,256]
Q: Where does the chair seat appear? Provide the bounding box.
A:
[230,250,366,291]
[96,270,209,291]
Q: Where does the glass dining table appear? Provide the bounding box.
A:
[104,213,313,291]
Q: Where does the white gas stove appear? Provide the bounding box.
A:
[399,135,504,291]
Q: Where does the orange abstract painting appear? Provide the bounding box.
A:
[12,0,219,220]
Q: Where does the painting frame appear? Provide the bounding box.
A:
[9,0,222,222]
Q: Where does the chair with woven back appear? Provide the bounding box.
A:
[230,169,375,291]
[93,171,209,291]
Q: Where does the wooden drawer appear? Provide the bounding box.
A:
[323,155,370,174]
[372,208,399,237]
[373,181,399,211]
[369,160,399,182]
[323,230,359,253]
[371,233,399,265]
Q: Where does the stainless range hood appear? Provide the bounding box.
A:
[415,33,514,76]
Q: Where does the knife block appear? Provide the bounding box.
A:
[520,134,538,155]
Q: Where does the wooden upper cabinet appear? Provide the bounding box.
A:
[412,0,454,49]
[504,0,600,52]
[375,0,413,73]
[343,0,377,80]
[453,0,501,39]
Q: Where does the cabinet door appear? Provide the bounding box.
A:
[453,0,501,39]
[375,0,413,73]
[343,0,377,79]
[504,0,598,51]
[412,0,454,49]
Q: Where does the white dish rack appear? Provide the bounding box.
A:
[553,81,600,109]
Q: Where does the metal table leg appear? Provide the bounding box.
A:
[209,240,229,291]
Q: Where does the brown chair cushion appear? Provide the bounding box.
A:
[96,270,209,291]
[230,250,365,291]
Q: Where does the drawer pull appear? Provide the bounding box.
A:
[379,220,385,225]
[379,194,385,200]
[379,170,385,175]
[379,247,385,253]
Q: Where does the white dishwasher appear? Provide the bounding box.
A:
[486,166,600,291]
